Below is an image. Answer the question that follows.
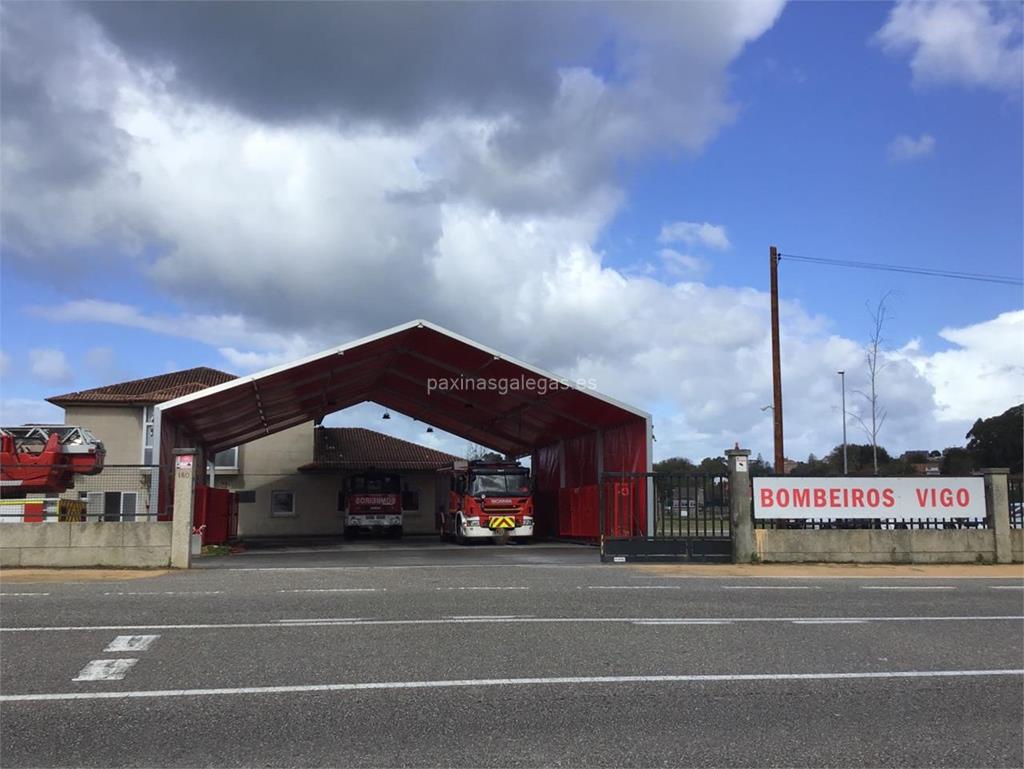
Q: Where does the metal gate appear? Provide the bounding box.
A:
[599,472,733,563]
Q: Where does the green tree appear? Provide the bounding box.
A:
[654,457,697,475]
[940,447,975,476]
[966,404,1023,474]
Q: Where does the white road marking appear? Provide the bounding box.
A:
[0,592,50,597]
[273,618,366,623]
[990,586,1024,590]
[436,586,529,591]
[792,620,868,625]
[103,635,160,652]
[4,615,1020,633]
[276,588,381,593]
[10,669,1021,703]
[583,585,681,590]
[447,615,534,620]
[861,586,956,591]
[633,620,733,625]
[723,586,818,590]
[72,659,138,682]
[102,591,224,596]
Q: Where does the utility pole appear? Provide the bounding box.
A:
[838,370,848,475]
[769,245,784,475]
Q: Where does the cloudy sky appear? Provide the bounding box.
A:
[1,0,1021,463]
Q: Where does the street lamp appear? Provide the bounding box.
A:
[838,370,848,475]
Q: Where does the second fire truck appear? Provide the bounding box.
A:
[438,459,534,544]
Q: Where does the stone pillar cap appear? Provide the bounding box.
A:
[725,447,752,456]
[977,467,1010,475]
[172,448,198,455]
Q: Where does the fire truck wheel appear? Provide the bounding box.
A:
[343,526,357,540]
[454,521,466,546]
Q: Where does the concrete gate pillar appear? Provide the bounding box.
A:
[171,448,200,568]
[981,468,1011,564]
[726,446,755,564]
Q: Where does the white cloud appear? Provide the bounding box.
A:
[898,310,1024,423]
[28,348,71,385]
[32,300,318,374]
[887,133,936,162]
[0,397,64,426]
[876,0,1024,91]
[658,221,732,250]
[659,249,707,277]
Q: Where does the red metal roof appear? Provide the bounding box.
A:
[159,320,649,457]
[48,367,236,407]
[299,427,460,471]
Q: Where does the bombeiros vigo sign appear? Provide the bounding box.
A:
[752,476,986,520]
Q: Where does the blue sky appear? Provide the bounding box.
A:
[1,1,1021,462]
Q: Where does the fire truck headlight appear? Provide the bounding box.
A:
[464,517,480,528]
[523,517,533,526]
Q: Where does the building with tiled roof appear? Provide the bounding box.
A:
[301,427,459,472]
[48,368,457,539]
[47,367,236,407]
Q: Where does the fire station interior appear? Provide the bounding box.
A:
[158,320,651,550]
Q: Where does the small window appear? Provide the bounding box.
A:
[401,490,419,511]
[270,490,295,517]
[213,447,238,470]
[236,490,256,504]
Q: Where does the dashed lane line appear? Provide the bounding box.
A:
[8,669,1022,703]
[722,586,818,590]
[0,593,50,597]
[861,586,956,591]
[276,588,382,593]
[71,659,138,682]
[102,591,224,596]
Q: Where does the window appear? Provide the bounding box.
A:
[213,447,238,471]
[86,492,138,522]
[142,406,155,465]
[270,490,295,517]
[236,490,256,504]
[337,490,346,512]
[401,489,419,511]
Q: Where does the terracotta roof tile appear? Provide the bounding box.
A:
[301,427,460,471]
[47,367,236,406]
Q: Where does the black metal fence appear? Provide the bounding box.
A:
[0,465,160,522]
[600,472,732,562]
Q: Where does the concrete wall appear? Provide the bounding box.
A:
[754,528,1020,564]
[63,405,144,464]
[0,522,172,567]
[1012,529,1023,563]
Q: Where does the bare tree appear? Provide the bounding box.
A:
[850,292,893,475]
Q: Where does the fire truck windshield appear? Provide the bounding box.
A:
[469,473,530,496]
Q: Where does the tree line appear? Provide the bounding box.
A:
[654,404,1022,477]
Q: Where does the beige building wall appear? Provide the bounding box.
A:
[63,405,144,464]
[213,422,442,537]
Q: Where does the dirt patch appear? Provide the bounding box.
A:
[628,563,1024,579]
[0,568,172,584]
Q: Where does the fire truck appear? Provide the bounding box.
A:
[342,472,403,538]
[438,459,534,544]
[0,425,106,497]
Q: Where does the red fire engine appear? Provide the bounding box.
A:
[342,472,403,538]
[438,459,534,545]
[0,425,106,497]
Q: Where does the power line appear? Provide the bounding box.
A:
[778,252,1023,286]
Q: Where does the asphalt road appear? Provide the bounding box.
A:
[2,543,1022,768]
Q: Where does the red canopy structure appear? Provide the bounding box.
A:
[155,320,651,538]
